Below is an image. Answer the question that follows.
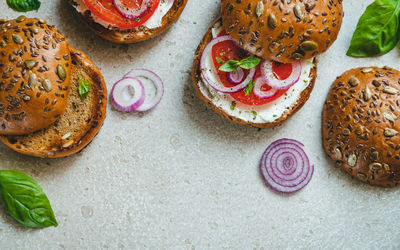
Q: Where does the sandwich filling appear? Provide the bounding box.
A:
[198,21,315,124]
[73,0,174,30]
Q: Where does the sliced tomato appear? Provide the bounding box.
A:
[272,62,293,80]
[83,0,160,29]
[211,34,291,106]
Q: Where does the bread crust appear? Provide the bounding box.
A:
[69,0,187,44]
[322,67,400,187]
[192,18,317,129]
[221,0,343,63]
[0,46,107,158]
[0,17,71,135]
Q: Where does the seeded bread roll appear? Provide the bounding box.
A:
[221,0,343,63]
[0,46,107,158]
[0,17,71,135]
[322,67,400,187]
[192,18,318,128]
[69,0,187,44]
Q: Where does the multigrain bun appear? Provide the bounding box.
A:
[192,18,318,128]
[0,46,107,158]
[0,17,71,135]
[221,0,343,63]
[69,0,187,44]
[322,67,400,187]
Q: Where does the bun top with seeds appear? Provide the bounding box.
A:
[0,17,71,135]
[322,67,400,187]
[221,0,343,63]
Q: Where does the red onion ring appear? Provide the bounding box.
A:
[124,68,164,112]
[226,68,245,85]
[261,60,302,90]
[200,35,256,93]
[111,77,145,112]
[253,77,279,99]
[260,138,314,193]
[113,0,153,20]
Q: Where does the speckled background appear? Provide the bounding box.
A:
[0,0,399,249]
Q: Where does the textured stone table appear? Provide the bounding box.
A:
[0,0,399,249]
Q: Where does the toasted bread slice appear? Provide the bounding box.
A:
[192,18,318,128]
[0,47,107,158]
[70,0,187,44]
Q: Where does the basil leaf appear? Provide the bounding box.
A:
[6,0,41,12]
[219,60,240,72]
[0,170,57,228]
[238,56,261,69]
[244,79,255,96]
[78,75,92,99]
[347,0,400,57]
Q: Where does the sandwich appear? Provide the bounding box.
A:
[0,17,107,158]
[192,0,343,128]
[69,0,188,43]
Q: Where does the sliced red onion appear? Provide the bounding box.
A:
[253,77,279,99]
[111,77,145,112]
[260,138,314,193]
[261,60,302,90]
[124,68,164,112]
[200,35,256,94]
[226,68,245,85]
[113,0,153,20]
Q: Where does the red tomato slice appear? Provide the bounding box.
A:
[272,62,293,80]
[83,0,161,29]
[211,34,291,106]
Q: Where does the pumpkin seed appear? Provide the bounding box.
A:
[255,1,264,18]
[29,26,39,34]
[383,86,399,95]
[16,16,26,22]
[293,5,303,20]
[28,73,38,88]
[361,68,373,73]
[24,60,36,69]
[369,163,382,171]
[334,148,342,160]
[348,154,357,167]
[300,40,319,51]
[57,64,66,80]
[371,151,379,161]
[292,52,304,60]
[357,172,367,180]
[348,76,359,87]
[305,1,316,11]
[268,13,277,29]
[42,79,52,92]
[12,34,23,44]
[384,128,398,137]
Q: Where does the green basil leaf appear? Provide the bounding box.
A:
[6,0,41,12]
[0,170,57,228]
[219,60,240,72]
[244,79,255,96]
[78,75,92,99]
[238,56,261,70]
[347,0,400,57]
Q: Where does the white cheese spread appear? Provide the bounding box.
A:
[198,21,315,124]
[72,0,174,30]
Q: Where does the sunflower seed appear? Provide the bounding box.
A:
[363,86,371,101]
[384,128,398,137]
[42,79,52,92]
[384,111,397,123]
[334,148,342,160]
[383,86,399,95]
[348,154,357,167]
[293,5,303,20]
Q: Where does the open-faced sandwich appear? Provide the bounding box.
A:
[0,17,107,158]
[193,0,343,128]
[323,67,400,187]
[69,0,188,44]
